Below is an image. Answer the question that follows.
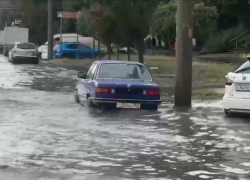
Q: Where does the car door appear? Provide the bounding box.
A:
[77,63,98,102]
[65,43,78,59]
[79,44,94,58]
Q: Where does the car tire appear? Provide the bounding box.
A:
[150,105,158,111]
[34,58,39,64]
[86,95,94,108]
[12,58,16,64]
[75,92,80,104]
[224,109,231,117]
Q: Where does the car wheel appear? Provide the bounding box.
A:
[224,109,231,117]
[12,57,16,64]
[149,105,158,111]
[86,95,94,108]
[75,92,80,104]
[34,58,39,64]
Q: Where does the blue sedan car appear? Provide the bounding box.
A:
[75,60,161,110]
[54,42,105,59]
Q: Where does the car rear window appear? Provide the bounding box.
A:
[17,43,36,49]
[97,63,152,81]
[235,61,250,73]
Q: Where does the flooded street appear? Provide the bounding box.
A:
[0,56,250,180]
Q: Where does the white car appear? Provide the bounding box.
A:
[8,42,39,64]
[39,44,60,60]
[223,60,250,116]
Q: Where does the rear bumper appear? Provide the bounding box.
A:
[90,97,161,110]
[90,97,161,105]
[13,56,39,63]
[223,96,250,113]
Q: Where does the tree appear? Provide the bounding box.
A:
[62,0,89,33]
[152,1,219,47]
[151,1,176,48]
[81,4,117,59]
[91,0,160,63]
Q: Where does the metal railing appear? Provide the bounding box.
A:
[230,31,250,48]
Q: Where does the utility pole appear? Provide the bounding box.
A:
[174,0,194,107]
[47,0,53,60]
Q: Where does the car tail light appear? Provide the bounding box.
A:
[144,89,160,96]
[13,49,18,53]
[225,77,233,86]
[96,87,115,93]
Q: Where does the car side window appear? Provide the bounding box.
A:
[66,44,78,49]
[90,64,98,79]
[85,63,97,79]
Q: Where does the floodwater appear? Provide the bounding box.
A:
[0,56,250,180]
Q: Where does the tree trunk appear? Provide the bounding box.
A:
[98,38,101,60]
[135,35,144,64]
[92,36,95,49]
[127,45,131,61]
[108,45,111,60]
[117,45,119,60]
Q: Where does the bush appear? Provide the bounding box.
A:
[202,24,245,54]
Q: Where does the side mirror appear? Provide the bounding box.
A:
[77,72,86,79]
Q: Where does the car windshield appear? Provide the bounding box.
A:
[97,63,152,81]
[234,60,250,73]
[17,43,36,49]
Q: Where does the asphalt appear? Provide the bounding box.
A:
[0,56,250,180]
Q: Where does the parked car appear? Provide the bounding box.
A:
[8,42,39,64]
[223,60,250,116]
[75,60,161,110]
[54,42,105,59]
[117,47,138,54]
[37,44,47,58]
[41,44,60,60]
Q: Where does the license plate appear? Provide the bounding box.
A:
[235,84,250,91]
[116,102,140,109]
[20,52,31,56]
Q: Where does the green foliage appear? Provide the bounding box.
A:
[151,1,176,45]
[194,3,219,45]
[202,25,245,53]
[152,1,219,46]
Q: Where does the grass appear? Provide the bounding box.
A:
[50,54,239,100]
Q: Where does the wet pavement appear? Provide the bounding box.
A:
[0,55,250,180]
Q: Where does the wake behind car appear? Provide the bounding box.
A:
[75,60,161,110]
[8,42,39,64]
[223,60,250,116]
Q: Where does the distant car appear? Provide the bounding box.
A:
[223,60,250,116]
[75,60,161,110]
[8,42,39,64]
[41,44,60,60]
[54,42,105,59]
[37,44,47,58]
[118,47,138,54]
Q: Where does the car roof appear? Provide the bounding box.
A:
[95,60,143,65]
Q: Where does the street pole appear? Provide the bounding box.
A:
[60,17,62,52]
[47,0,53,60]
[76,33,79,59]
[174,0,194,107]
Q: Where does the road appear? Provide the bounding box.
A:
[0,56,250,180]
